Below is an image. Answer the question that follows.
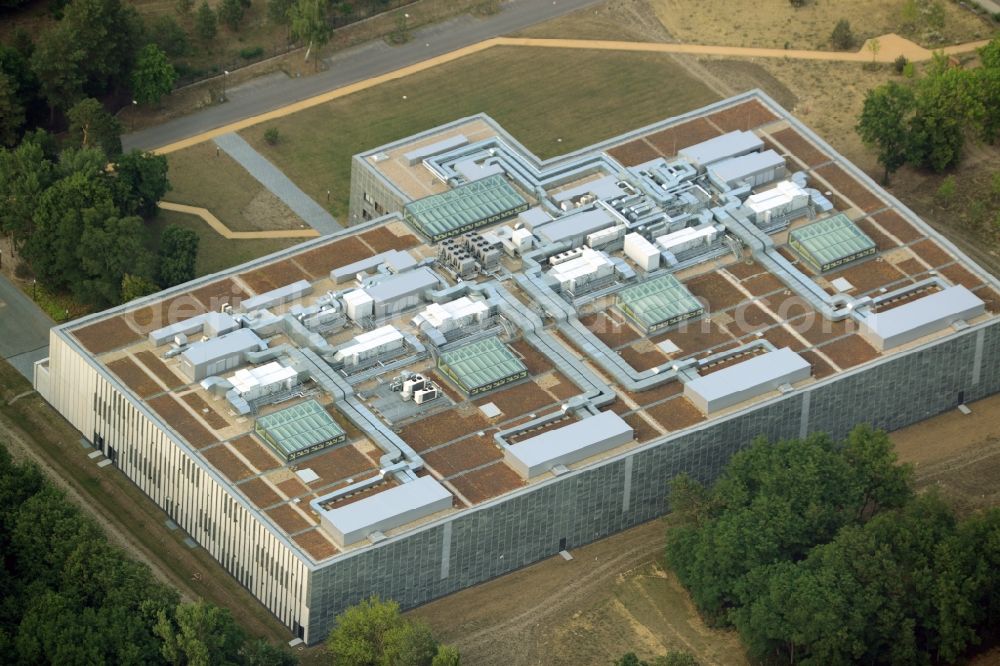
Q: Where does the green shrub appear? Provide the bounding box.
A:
[14,261,33,280]
[239,45,265,59]
[264,127,280,145]
[935,176,956,207]
[894,55,908,74]
[831,19,854,50]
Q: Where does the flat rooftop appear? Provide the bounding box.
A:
[63,93,1000,565]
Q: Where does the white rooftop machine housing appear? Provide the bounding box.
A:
[656,225,718,255]
[684,348,811,414]
[859,285,985,351]
[228,362,298,402]
[623,233,660,271]
[333,325,404,367]
[504,411,634,479]
[548,247,615,293]
[315,476,453,547]
[411,297,489,333]
[745,180,810,225]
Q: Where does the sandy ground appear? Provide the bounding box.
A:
[410,519,748,666]
[891,392,1000,516]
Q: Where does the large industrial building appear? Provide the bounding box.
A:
[35,91,1000,644]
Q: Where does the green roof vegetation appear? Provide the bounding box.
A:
[254,399,346,462]
[438,337,529,396]
[617,273,704,332]
[403,174,528,242]
[788,213,877,273]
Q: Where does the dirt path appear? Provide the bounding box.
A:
[498,33,990,63]
[157,201,321,240]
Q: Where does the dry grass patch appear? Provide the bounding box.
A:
[648,0,989,49]
[164,142,306,233]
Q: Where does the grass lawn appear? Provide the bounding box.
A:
[149,208,299,278]
[238,46,720,218]
[164,142,308,233]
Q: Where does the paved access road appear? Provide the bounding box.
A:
[124,0,602,152]
[0,275,53,380]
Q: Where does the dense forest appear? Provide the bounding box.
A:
[0,442,296,665]
[665,425,1000,665]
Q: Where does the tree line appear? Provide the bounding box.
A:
[857,36,1000,184]
[0,126,198,308]
[0,442,296,665]
[0,0,177,145]
[664,425,1000,665]
[0,439,461,665]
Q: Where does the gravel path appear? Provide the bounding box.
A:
[213,132,341,235]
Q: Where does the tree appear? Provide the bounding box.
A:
[0,135,56,249]
[830,19,854,51]
[289,0,331,64]
[24,161,111,290]
[60,0,144,94]
[980,35,1000,70]
[78,213,155,305]
[157,225,199,287]
[67,98,123,157]
[121,273,160,302]
[154,601,246,666]
[614,652,699,666]
[175,0,193,14]
[131,44,177,106]
[732,494,964,665]
[0,41,40,130]
[972,37,1000,143]
[267,0,293,27]
[31,26,87,117]
[149,15,191,58]
[195,2,218,42]
[666,427,912,620]
[238,638,298,665]
[431,644,461,666]
[866,37,881,66]
[219,0,248,31]
[0,72,25,147]
[327,596,451,666]
[659,653,700,666]
[113,149,171,217]
[906,65,979,172]
[857,82,915,185]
